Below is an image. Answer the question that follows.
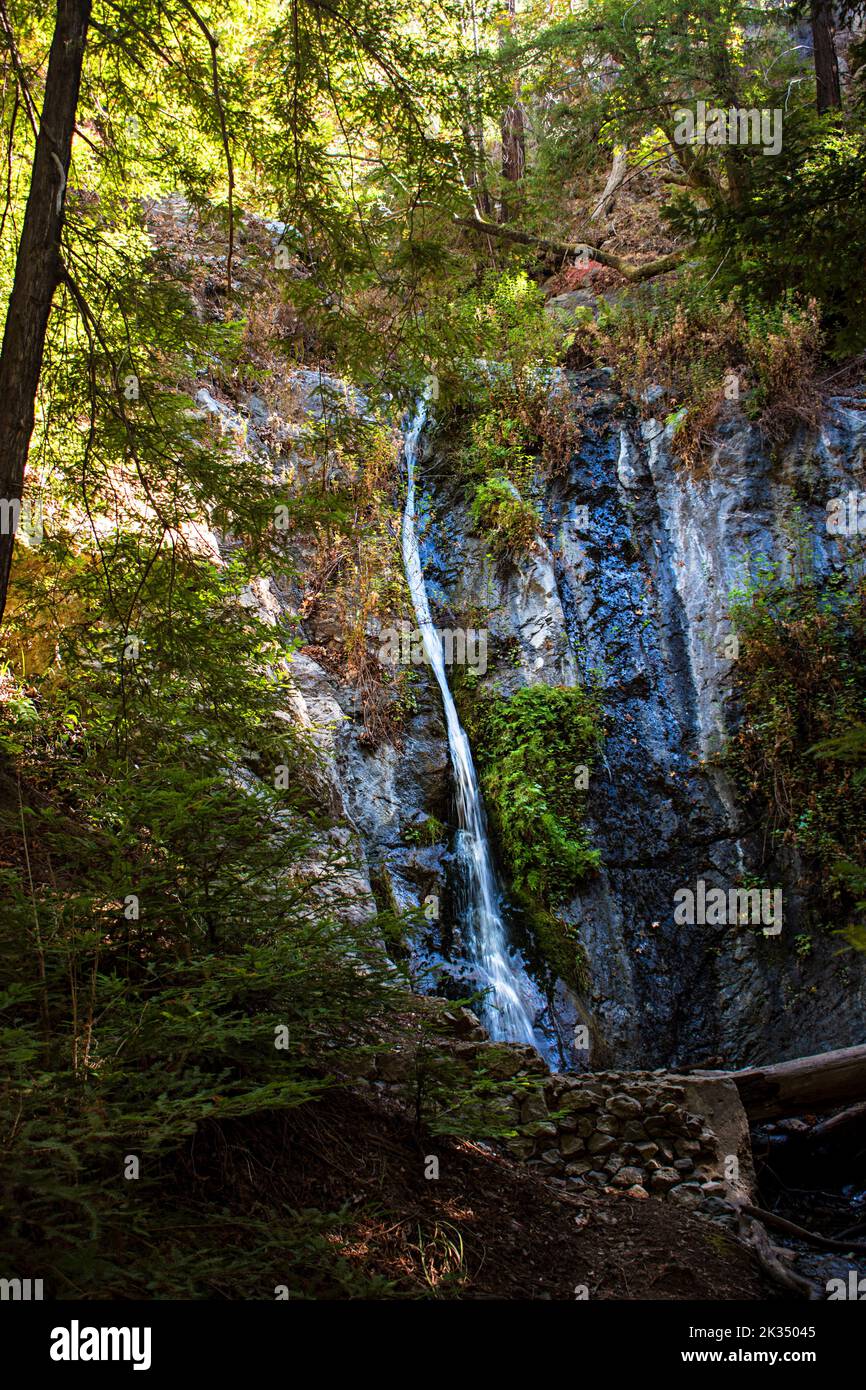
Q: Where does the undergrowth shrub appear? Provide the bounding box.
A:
[0,576,408,1296]
[470,476,541,560]
[587,283,822,467]
[726,560,866,934]
[427,272,585,566]
[289,416,414,746]
[665,118,866,358]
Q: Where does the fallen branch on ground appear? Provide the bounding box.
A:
[740,1202,866,1256]
[737,1212,818,1300]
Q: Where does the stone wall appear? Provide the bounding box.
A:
[507,1067,753,1227]
[367,1015,754,1229]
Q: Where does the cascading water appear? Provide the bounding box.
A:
[401,398,548,1056]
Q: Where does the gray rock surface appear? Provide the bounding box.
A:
[419,369,866,1067]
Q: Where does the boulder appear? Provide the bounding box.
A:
[606,1094,643,1118]
[649,1167,680,1194]
[612,1166,645,1188]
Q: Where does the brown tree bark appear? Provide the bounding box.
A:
[727,1044,866,1121]
[453,213,687,283]
[0,0,91,627]
[811,0,842,113]
[499,0,525,225]
[500,101,525,223]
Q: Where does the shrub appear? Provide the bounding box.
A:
[592,283,822,466]
[470,475,542,560]
[726,561,866,922]
[665,118,866,358]
[449,269,559,382]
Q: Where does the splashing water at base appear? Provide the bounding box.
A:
[401,397,544,1053]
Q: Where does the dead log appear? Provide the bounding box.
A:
[736,1211,819,1299]
[810,1099,866,1141]
[724,1045,866,1122]
[452,214,686,283]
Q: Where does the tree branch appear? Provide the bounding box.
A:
[453,214,686,283]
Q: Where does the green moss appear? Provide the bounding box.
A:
[513,892,591,994]
[456,681,603,990]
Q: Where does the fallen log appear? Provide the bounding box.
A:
[810,1099,866,1141]
[452,214,687,283]
[736,1212,818,1300]
[721,1044,866,1122]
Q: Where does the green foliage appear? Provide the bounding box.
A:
[403,814,446,847]
[523,0,798,212]
[0,585,409,1294]
[809,724,866,945]
[448,270,558,381]
[461,407,538,490]
[470,475,541,560]
[522,2,865,357]
[726,561,866,926]
[403,1031,539,1140]
[666,120,866,357]
[434,270,581,555]
[458,681,602,989]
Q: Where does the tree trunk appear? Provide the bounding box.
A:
[811,0,842,113]
[0,0,91,627]
[500,101,525,224]
[463,0,492,221]
[499,0,524,224]
[591,146,627,221]
[726,1044,866,1121]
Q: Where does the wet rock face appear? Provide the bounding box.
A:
[421,370,866,1068]
[199,354,866,1070]
[195,370,453,941]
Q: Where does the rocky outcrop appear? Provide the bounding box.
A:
[195,368,453,946]
[156,199,866,1074]
[186,197,866,1072]
[419,370,866,1068]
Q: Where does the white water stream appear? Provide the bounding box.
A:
[401,399,541,1049]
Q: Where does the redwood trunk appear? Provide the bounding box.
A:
[500,100,525,224]
[499,0,524,225]
[811,0,842,113]
[0,0,91,626]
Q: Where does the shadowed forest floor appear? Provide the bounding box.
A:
[200,1091,769,1300]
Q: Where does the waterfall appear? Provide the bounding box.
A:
[401,398,544,1053]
